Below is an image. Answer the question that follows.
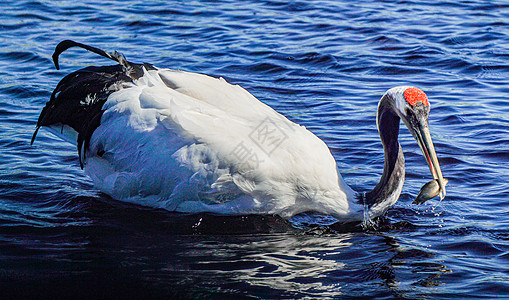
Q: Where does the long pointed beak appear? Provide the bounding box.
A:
[413,123,446,199]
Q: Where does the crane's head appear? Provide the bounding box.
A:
[383,86,447,200]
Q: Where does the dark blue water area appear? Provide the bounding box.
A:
[1,0,509,298]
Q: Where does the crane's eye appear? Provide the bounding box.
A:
[405,107,413,117]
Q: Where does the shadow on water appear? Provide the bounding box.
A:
[0,193,451,298]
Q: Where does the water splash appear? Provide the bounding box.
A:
[361,193,376,230]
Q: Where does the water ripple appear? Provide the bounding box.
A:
[0,0,508,298]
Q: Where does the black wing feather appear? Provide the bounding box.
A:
[32,40,157,168]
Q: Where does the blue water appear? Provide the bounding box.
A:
[1,0,509,298]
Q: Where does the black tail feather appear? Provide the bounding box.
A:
[53,40,129,70]
[30,126,40,145]
[33,40,158,168]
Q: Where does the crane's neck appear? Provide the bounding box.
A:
[363,98,405,211]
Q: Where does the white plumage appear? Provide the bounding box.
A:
[78,68,361,220]
[34,40,446,223]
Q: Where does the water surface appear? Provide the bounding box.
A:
[1,0,509,298]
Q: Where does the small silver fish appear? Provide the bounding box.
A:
[413,178,449,204]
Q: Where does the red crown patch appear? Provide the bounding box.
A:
[404,87,429,106]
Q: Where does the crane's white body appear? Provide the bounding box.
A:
[49,68,369,221]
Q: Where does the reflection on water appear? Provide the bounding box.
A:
[234,234,351,296]
[0,203,455,298]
